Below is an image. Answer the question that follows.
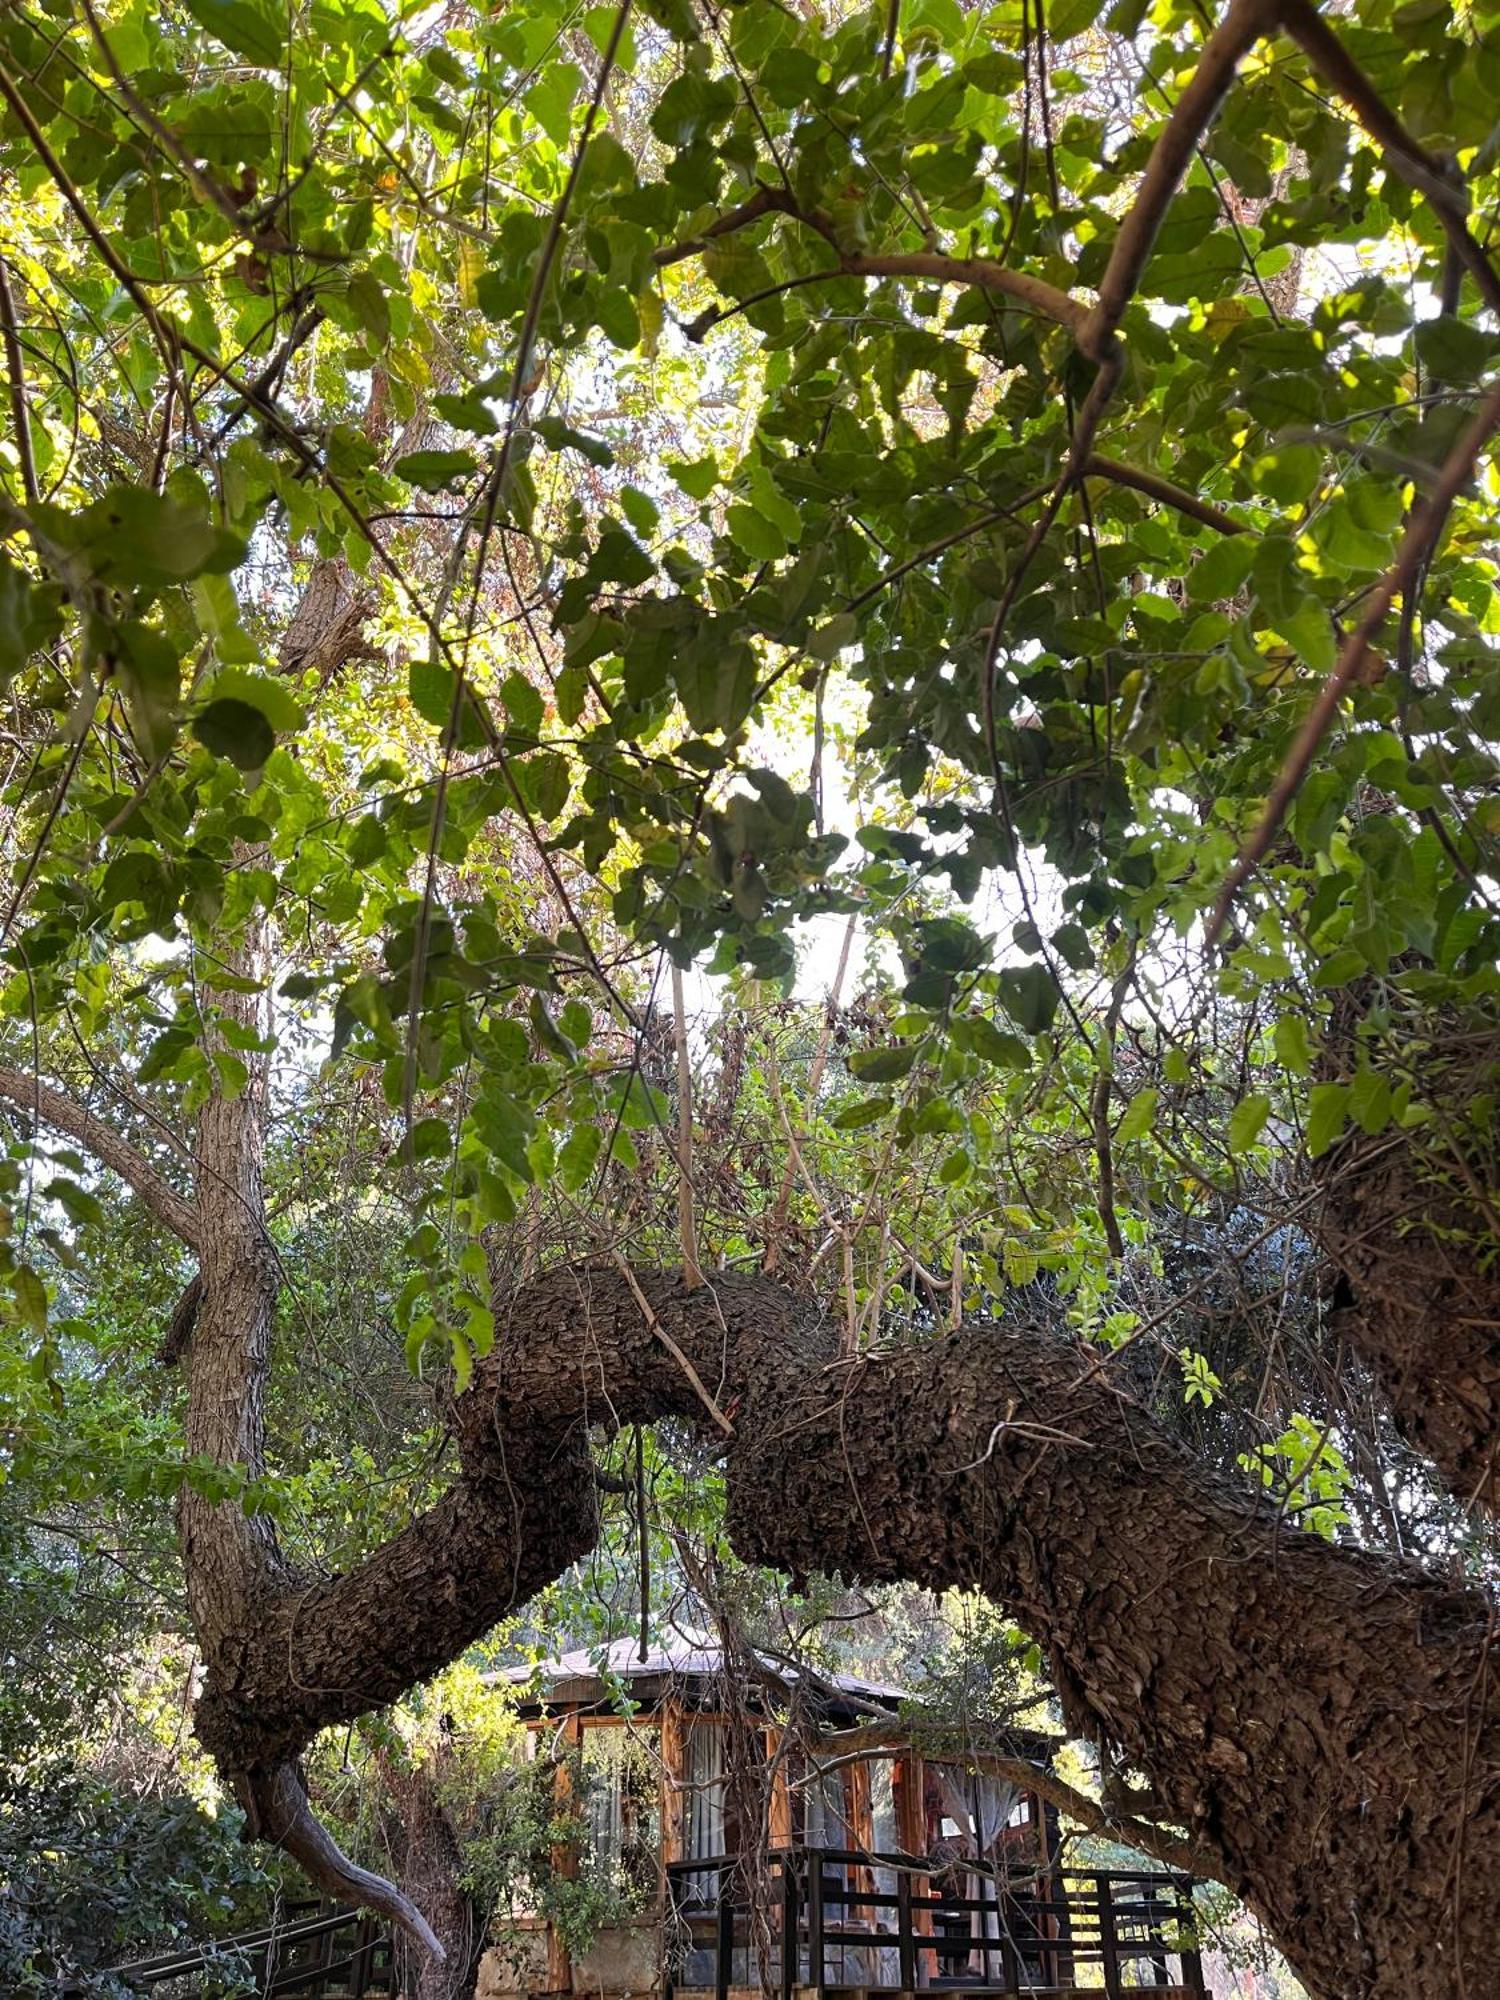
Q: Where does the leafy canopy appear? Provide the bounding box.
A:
[1,0,1499,1387]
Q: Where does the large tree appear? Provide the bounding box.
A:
[2,1,1500,1995]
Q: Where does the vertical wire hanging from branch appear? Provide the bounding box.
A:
[636,1425,650,1664]
[671,960,703,1289]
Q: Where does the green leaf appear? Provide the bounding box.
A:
[1002,1239,1038,1287]
[1047,0,1104,37]
[831,1096,893,1129]
[558,1123,602,1190]
[997,965,1060,1035]
[396,451,479,493]
[1186,537,1256,605]
[849,1044,919,1083]
[346,270,391,349]
[0,556,62,683]
[725,504,785,564]
[408,1116,453,1161]
[194,698,274,772]
[669,456,719,498]
[1306,1082,1351,1158]
[181,0,282,63]
[1414,313,1500,382]
[1115,1088,1158,1144]
[202,666,305,732]
[1227,1093,1272,1154]
[620,487,659,537]
[59,486,244,590]
[1349,1069,1392,1136]
[10,1263,48,1333]
[1274,1015,1313,1076]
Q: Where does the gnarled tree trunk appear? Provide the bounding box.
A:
[171,1263,1497,1999]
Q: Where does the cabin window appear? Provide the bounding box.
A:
[802,1763,857,1851]
[580,1725,660,1907]
[868,1758,899,1857]
[925,1763,1023,1866]
[867,1756,901,1907]
[677,1718,727,1912]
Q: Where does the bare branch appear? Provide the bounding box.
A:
[249,1764,445,1964]
[1278,0,1500,319]
[0,1062,200,1250]
[1081,0,1275,361]
[0,254,39,506]
[658,183,1083,335]
[670,961,703,1290]
[817,1724,1219,1882]
[1084,454,1247,535]
[1208,371,1500,942]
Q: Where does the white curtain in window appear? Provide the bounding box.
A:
[685,1721,725,1858]
[680,1720,726,1918]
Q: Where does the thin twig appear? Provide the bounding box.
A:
[608,1252,734,1436]
[1208,371,1500,943]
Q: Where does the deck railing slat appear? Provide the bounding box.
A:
[665,1848,1206,1998]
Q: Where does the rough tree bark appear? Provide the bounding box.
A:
[1311,989,1500,1517]
[1319,1132,1500,1515]
[372,1735,478,2000]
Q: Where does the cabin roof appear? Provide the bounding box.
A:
[494,1633,906,1708]
[488,1633,1059,1762]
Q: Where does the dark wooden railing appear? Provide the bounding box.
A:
[71,1901,395,1996]
[665,1849,1207,1998]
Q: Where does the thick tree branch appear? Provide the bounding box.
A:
[653,183,792,266]
[1084,454,1247,535]
[198,1264,1498,1996]
[0,254,39,506]
[247,1763,444,1963]
[0,1062,201,1249]
[660,182,1083,336]
[1081,0,1276,362]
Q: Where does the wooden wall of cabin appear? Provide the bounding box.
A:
[523,1701,1052,1996]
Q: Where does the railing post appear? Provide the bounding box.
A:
[350,1911,374,1996]
[999,1925,1022,1997]
[807,1852,826,1997]
[716,1871,734,2000]
[1176,1876,1207,1995]
[1097,1874,1122,2000]
[781,1858,798,2000]
[896,1870,916,1995]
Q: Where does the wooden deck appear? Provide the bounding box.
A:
[675,1989,1202,2000]
[665,1851,1208,1999]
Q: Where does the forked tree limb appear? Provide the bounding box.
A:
[0,1062,202,1250]
[1208,371,1500,943]
[658,179,1084,333]
[192,1263,1498,1997]
[1278,0,1500,318]
[248,1763,445,1962]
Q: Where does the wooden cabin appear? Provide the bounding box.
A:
[473,1637,1209,2000]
